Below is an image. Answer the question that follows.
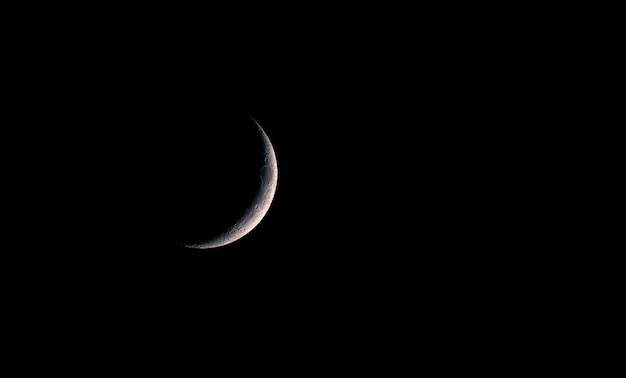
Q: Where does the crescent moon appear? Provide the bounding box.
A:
[182,119,278,249]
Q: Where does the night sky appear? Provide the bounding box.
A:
[14,46,462,295]
[7,9,522,318]
[4,7,558,362]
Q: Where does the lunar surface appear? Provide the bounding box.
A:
[182,119,278,249]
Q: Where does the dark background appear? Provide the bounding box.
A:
[2,6,594,370]
[9,35,435,300]
[3,7,555,349]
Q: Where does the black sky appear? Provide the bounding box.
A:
[5,7,539,315]
[15,38,463,290]
[2,7,574,364]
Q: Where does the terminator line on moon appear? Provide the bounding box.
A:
[180,119,278,249]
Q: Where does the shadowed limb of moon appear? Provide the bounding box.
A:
[181,119,278,249]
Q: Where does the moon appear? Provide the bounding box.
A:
[181,119,278,249]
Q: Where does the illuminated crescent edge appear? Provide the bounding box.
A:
[185,120,278,249]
